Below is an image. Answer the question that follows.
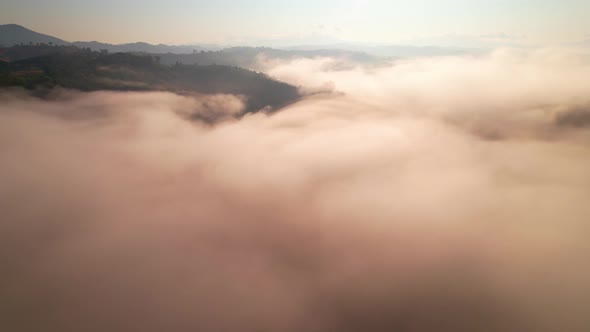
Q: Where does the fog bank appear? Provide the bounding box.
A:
[2,49,590,332]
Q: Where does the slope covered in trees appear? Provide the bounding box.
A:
[0,46,301,115]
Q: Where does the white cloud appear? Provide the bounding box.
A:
[2,49,590,331]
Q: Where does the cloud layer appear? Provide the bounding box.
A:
[2,49,590,332]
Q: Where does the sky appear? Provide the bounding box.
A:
[2,0,590,45]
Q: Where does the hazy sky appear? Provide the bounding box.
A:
[2,0,589,45]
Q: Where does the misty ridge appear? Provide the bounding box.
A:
[0,23,484,58]
[0,25,306,120]
[0,48,301,120]
[2,24,590,332]
[0,25,395,120]
[0,24,384,67]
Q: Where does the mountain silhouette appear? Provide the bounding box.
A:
[1,24,482,59]
[0,24,69,46]
[72,41,209,54]
[0,24,209,53]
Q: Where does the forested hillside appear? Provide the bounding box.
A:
[0,46,300,114]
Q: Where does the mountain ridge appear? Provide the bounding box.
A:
[0,48,301,119]
[0,24,211,53]
[1,24,480,58]
[0,24,69,47]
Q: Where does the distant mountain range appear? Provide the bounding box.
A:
[287,43,479,57]
[0,24,210,54]
[152,47,382,70]
[71,41,210,54]
[1,24,483,58]
[0,25,385,71]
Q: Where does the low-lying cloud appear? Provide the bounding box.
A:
[2,49,590,332]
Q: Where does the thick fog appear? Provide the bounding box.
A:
[2,49,590,332]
